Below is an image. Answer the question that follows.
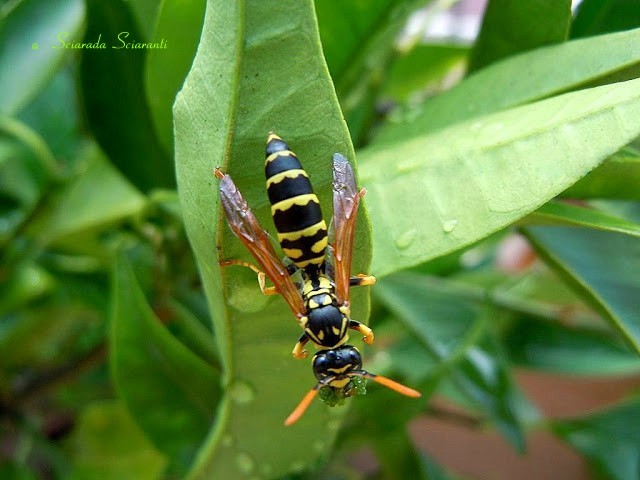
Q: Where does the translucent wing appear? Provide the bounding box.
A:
[216,169,306,318]
[331,153,364,305]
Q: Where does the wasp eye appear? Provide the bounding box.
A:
[313,355,328,370]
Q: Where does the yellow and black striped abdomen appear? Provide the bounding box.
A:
[265,132,328,270]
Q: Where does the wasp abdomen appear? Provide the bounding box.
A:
[265,132,328,270]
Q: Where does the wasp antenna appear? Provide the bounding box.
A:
[284,387,320,426]
[356,371,421,398]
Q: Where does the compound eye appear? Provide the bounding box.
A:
[313,354,328,371]
[348,348,361,364]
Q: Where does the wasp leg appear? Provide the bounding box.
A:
[219,259,279,296]
[349,320,374,345]
[350,274,376,287]
[292,332,310,359]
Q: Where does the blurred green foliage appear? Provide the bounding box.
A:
[1,0,639,479]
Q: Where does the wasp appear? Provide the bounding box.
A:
[215,132,420,425]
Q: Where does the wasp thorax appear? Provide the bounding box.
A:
[306,303,348,347]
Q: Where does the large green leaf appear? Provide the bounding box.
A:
[110,256,221,472]
[145,0,206,153]
[468,0,571,72]
[80,0,173,191]
[376,28,640,143]
[358,78,640,277]
[0,0,84,115]
[553,396,640,480]
[173,1,373,477]
[524,226,640,354]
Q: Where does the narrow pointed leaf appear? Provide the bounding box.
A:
[359,78,640,277]
[376,28,640,143]
[553,396,640,480]
[524,226,640,354]
[525,201,640,238]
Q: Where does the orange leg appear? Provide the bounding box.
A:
[219,259,278,295]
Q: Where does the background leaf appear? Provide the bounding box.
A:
[80,0,173,191]
[571,0,640,38]
[110,256,221,473]
[145,0,206,153]
[65,401,167,480]
[468,0,571,72]
[376,28,640,143]
[0,0,85,115]
[524,226,640,354]
[553,396,640,480]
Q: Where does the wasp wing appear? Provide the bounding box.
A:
[331,153,364,305]
[217,170,306,317]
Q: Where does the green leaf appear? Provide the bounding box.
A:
[376,28,640,143]
[110,255,221,472]
[373,430,450,480]
[0,0,85,115]
[65,401,167,480]
[562,148,640,200]
[525,201,640,238]
[0,116,59,250]
[315,0,421,145]
[505,316,640,376]
[571,0,640,38]
[174,1,373,477]
[468,0,571,72]
[524,226,640,354]
[80,0,173,191]
[127,0,161,40]
[376,273,528,451]
[553,396,640,480]
[359,78,640,277]
[145,0,206,153]
[25,144,146,246]
[381,44,468,102]
[16,66,83,165]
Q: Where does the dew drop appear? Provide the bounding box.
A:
[260,463,274,476]
[221,434,234,447]
[235,451,256,474]
[229,379,256,404]
[289,460,306,473]
[313,440,326,453]
[394,228,416,249]
[327,418,342,431]
[443,219,458,233]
